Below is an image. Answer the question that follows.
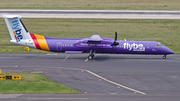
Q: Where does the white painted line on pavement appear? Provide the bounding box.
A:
[62,55,70,61]
[86,70,146,95]
[60,67,147,95]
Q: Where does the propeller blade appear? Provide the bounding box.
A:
[113,32,119,46]
[115,32,117,41]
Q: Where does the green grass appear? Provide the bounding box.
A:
[0,18,180,53]
[0,47,50,53]
[0,72,81,94]
[0,0,180,10]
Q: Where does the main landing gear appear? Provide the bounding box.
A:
[162,54,166,59]
[88,50,96,60]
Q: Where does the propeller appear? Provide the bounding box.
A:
[113,32,119,46]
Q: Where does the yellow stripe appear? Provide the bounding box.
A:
[85,58,88,62]
[34,34,50,51]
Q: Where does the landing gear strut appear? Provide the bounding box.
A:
[88,50,96,60]
[162,54,166,59]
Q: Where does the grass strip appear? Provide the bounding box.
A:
[0,47,49,53]
[0,72,81,94]
[0,0,180,10]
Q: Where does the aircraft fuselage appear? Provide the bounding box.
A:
[24,35,173,55]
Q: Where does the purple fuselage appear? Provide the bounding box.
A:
[44,36,174,55]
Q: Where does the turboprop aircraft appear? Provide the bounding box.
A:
[3,15,174,60]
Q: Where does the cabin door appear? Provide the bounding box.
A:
[57,42,62,51]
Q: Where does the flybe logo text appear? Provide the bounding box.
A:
[12,20,23,42]
[123,43,145,51]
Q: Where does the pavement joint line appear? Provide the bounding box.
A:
[61,67,147,95]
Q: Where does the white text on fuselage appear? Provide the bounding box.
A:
[80,43,111,47]
[123,43,145,51]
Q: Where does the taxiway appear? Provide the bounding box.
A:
[0,53,180,101]
[1,9,180,19]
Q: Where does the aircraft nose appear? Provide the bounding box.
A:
[165,47,174,54]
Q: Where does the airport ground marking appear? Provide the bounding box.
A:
[62,55,70,61]
[60,67,147,95]
[85,58,88,62]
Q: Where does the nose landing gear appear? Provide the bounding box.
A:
[162,55,166,59]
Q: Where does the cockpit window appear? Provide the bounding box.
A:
[160,43,165,46]
[155,43,165,47]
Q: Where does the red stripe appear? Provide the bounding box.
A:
[30,33,41,49]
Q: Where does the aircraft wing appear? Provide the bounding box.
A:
[74,35,113,48]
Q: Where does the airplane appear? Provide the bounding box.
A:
[3,15,174,60]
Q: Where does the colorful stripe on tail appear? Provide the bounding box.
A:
[30,33,50,51]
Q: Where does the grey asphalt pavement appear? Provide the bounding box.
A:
[0,53,180,101]
[1,94,180,101]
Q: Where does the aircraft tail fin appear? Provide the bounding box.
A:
[3,15,32,42]
[3,15,51,51]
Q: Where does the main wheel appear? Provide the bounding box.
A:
[88,56,93,60]
[162,55,166,59]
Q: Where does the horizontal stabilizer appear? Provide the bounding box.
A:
[3,15,22,19]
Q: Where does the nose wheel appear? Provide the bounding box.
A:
[162,55,166,59]
[88,55,94,60]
